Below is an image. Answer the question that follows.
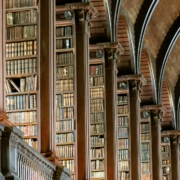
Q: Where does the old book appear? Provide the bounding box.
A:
[9,79,21,92]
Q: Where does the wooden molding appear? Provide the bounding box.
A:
[0,112,13,127]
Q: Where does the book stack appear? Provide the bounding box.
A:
[5,0,38,150]
[89,49,105,180]
[55,10,76,180]
[117,80,130,180]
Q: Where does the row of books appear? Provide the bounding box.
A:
[56,79,74,93]
[56,66,73,78]
[6,58,37,75]
[90,65,103,76]
[91,160,104,170]
[90,99,104,112]
[56,26,72,37]
[118,116,128,126]
[118,139,129,149]
[56,133,74,143]
[56,39,72,49]
[6,0,37,8]
[24,138,37,149]
[141,162,150,173]
[118,127,128,138]
[118,105,128,115]
[6,94,37,110]
[56,93,74,107]
[162,159,170,166]
[141,152,150,161]
[118,150,129,160]
[90,112,104,123]
[163,175,170,180]
[91,172,105,178]
[56,107,74,119]
[118,161,129,171]
[162,152,169,159]
[56,119,74,131]
[162,167,171,174]
[56,145,74,158]
[90,87,104,98]
[6,76,37,93]
[90,124,104,134]
[161,145,170,152]
[141,123,150,132]
[6,10,37,25]
[6,25,37,40]
[141,133,150,141]
[90,76,104,87]
[91,136,104,146]
[6,40,37,58]
[141,143,150,152]
[56,52,73,65]
[17,124,37,136]
[117,95,128,104]
[7,111,37,123]
[90,148,104,158]
[119,172,129,180]
[60,160,74,172]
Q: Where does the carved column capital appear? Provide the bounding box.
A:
[170,135,179,149]
[65,2,97,36]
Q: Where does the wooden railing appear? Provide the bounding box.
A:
[0,112,72,180]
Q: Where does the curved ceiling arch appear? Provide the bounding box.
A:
[116,14,135,75]
[156,16,180,104]
[135,0,159,73]
[175,75,180,130]
[161,81,176,130]
[140,49,157,105]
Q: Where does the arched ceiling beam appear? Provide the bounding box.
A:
[175,75,180,130]
[156,16,180,104]
[135,0,159,73]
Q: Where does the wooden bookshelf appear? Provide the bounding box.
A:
[55,8,76,180]
[89,46,106,180]
[140,110,152,180]
[117,79,130,180]
[161,134,172,180]
[5,0,39,150]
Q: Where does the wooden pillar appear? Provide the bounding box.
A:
[0,0,5,112]
[170,134,180,180]
[69,3,97,179]
[125,75,146,180]
[151,108,164,180]
[39,0,55,153]
[99,42,122,180]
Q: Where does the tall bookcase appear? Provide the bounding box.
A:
[89,46,106,180]
[117,79,131,180]
[55,8,76,180]
[5,0,39,150]
[140,110,152,180]
[161,134,172,180]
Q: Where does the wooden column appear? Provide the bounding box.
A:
[122,75,146,180]
[170,134,180,180]
[151,108,164,180]
[0,1,5,111]
[99,42,122,180]
[68,3,97,179]
[39,0,55,153]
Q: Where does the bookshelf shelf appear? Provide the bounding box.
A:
[6,73,37,78]
[6,55,37,61]
[6,6,38,12]
[6,108,37,113]
[6,91,37,96]
[14,122,37,126]
[117,79,130,180]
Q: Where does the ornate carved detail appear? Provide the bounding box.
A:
[65,2,98,17]
[171,135,178,148]
[129,80,143,100]
[54,166,72,180]
[141,105,166,116]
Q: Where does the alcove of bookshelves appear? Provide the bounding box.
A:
[89,45,106,180]
[55,8,76,180]
[161,134,172,180]
[117,78,131,180]
[5,0,39,150]
[140,110,152,180]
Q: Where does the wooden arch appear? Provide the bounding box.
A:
[117,15,135,75]
[161,81,176,130]
[140,49,156,105]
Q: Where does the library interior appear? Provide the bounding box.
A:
[0,0,180,180]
